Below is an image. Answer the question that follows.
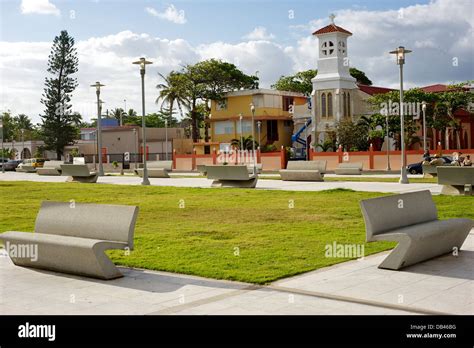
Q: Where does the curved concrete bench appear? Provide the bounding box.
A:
[279,160,326,181]
[437,166,474,195]
[206,165,257,188]
[135,160,172,178]
[37,161,63,176]
[61,164,98,183]
[360,190,472,270]
[0,201,139,279]
[334,162,363,175]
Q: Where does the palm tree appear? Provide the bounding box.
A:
[155,72,187,122]
[110,108,126,125]
[231,135,259,151]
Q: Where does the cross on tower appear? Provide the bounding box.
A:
[329,13,336,24]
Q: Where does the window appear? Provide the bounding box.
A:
[216,98,227,111]
[347,93,351,117]
[321,93,327,117]
[338,41,346,55]
[267,120,279,142]
[282,96,294,112]
[214,121,234,135]
[237,121,252,134]
[343,93,347,117]
[327,93,333,117]
[321,41,334,56]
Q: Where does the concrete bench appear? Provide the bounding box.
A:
[197,165,208,175]
[135,160,172,178]
[334,162,363,175]
[0,201,139,279]
[437,167,474,195]
[360,190,472,270]
[61,164,98,183]
[279,160,326,181]
[422,164,452,178]
[206,164,257,188]
[37,161,64,176]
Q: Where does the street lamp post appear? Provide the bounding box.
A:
[132,128,138,169]
[385,114,391,171]
[257,121,262,150]
[21,129,25,160]
[0,116,4,173]
[421,101,427,154]
[164,119,168,160]
[390,46,411,184]
[133,57,153,185]
[239,113,244,151]
[249,103,257,175]
[91,82,105,176]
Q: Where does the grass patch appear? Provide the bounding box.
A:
[0,181,471,284]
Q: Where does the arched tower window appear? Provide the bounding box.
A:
[343,92,347,118]
[321,93,327,118]
[347,93,351,117]
[327,93,333,117]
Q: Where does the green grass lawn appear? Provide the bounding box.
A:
[0,181,472,284]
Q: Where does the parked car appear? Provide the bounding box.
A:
[3,160,22,171]
[407,156,453,174]
[17,158,46,170]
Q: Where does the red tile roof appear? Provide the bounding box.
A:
[420,84,448,93]
[312,24,352,36]
[357,84,395,95]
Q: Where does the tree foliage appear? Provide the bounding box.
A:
[40,30,80,159]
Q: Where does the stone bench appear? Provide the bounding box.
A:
[37,161,64,176]
[334,162,363,175]
[437,166,474,195]
[0,201,139,279]
[279,160,327,181]
[135,160,172,178]
[61,164,98,183]
[360,190,472,270]
[422,164,451,178]
[198,163,262,176]
[206,164,257,188]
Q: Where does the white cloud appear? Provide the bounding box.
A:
[243,27,275,41]
[20,0,60,16]
[145,5,186,24]
[2,0,472,123]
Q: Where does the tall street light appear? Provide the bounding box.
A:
[390,46,411,184]
[385,113,391,171]
[239,113,244,151]
[421,101,427,154]
[257,121,262,150]
[249,103,257,175]
[0,116,4,173]
[91,82,105,176]
[21,129,25,159]
[164,119,168,160]
[133,57,153,185]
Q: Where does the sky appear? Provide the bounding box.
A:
[0,0,473,123]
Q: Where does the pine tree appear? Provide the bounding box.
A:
[40,30,80,160]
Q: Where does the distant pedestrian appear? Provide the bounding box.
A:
[462,155,472,167]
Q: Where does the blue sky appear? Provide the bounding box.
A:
[0,0,471,122]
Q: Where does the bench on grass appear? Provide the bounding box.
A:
[422,164,451,178]
[279,160,326,181]
[61,164,98,183]
[0,201,139,279]
[334,162,363,175]
[206,164,258,188]
[135,160,172,178]
[360,190,472,270]
[197,164,208,176]
[437,166,474,195]
[37,161,63,176]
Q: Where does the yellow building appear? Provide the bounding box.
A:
[208,89,307,152]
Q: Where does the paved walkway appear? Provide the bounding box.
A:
[0,172,442,194]
[1,232,471,315]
